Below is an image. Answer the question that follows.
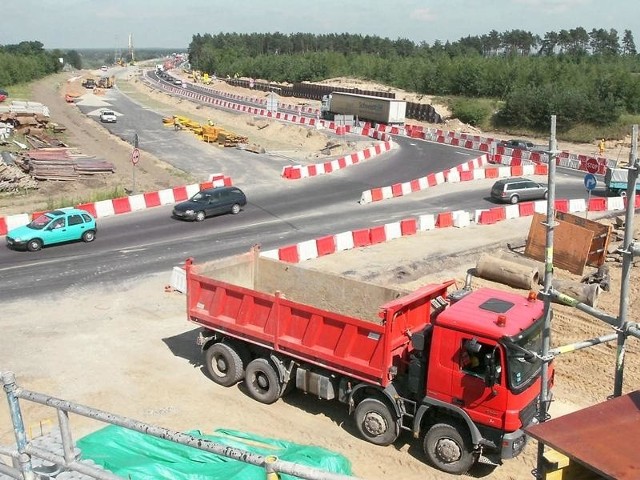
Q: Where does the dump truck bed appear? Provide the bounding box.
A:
[186,249,451,386]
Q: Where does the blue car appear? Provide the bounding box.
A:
[6,208,97,252]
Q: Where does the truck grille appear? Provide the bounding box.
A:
[520,397,538,426]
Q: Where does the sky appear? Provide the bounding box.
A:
[3,0,640,50]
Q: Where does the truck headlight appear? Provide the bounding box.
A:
[512,434,527,455]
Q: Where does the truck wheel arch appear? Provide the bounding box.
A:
[349,384,401,415]
[414,398,483,447]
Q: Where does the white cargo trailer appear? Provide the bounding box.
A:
[321,92,406,125]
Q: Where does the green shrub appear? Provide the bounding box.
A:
[450,98,492,127]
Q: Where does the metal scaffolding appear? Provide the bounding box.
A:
[1,371,359,480]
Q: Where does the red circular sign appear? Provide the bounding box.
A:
[131,148,140,165]
[585,158,599,174]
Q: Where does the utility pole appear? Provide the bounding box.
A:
[535,115,558,478]
[613,124,639,397]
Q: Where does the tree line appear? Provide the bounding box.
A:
[0,41,80,88]
[188,29,640,132]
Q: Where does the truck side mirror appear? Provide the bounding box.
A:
[464,338,482,354]
[484,352,500,387]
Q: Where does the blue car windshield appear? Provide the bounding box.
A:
[27,214,54,230]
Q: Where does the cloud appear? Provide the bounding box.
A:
[410,8,437,22]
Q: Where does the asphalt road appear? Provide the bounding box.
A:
[0,80,595,301]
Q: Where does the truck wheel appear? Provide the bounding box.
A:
[423,422,475,475]
[244,358,281,404]
[205,342,244,387]
[354,398,399,446]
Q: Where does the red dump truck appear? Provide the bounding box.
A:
[185,248,551,475]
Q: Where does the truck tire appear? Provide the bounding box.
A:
[204,342,244,387]
[354,398,399,446]
[423,422,475,475]
[244,358,281,404]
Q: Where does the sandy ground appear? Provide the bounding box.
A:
[1,69,639,479]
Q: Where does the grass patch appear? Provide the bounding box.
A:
[2,82,34,101]
[45,186,127,211]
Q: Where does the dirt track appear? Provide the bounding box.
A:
[1,68,639,479]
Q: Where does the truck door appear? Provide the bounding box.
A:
[453,334,507,429]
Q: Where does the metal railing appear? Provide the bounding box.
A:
[1,371,359,480]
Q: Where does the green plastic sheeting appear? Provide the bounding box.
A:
[77,425,353,479]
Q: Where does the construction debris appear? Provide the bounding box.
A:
[165,115,250,148]
[12,148,115,181]
[0,161,38,192]
[1,103,116,183]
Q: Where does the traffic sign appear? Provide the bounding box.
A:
[131,147,140,165]
[584,173,597,191]
[585,158,599,174]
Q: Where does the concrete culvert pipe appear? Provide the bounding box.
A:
[552,279,601,308]
[476,253,539,290]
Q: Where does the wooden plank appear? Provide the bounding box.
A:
[525,213,593,275]
[555,211,611,267]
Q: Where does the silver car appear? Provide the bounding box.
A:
[490,177,548,204]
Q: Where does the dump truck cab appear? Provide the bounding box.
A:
[416,287,548,468]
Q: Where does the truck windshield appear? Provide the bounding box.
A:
[503,318,544,393]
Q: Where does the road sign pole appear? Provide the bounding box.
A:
[583,173,597,220]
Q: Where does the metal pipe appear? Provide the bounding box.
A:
[549,333,618,356]
[1,372,36,480]
[57,408,76,466]
[9,382,359,480]
[614,124,639,397]
[0,461,22,479]
[24,445,121,480]
[535,115,558,480]
[548,288,618,327]
[628,324,640,340]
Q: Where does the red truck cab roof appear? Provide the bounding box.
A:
[437,288,544,339]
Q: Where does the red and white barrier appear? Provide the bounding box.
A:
[262,194,637,264]
[282,140,393,180]
[359,154,549,205]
